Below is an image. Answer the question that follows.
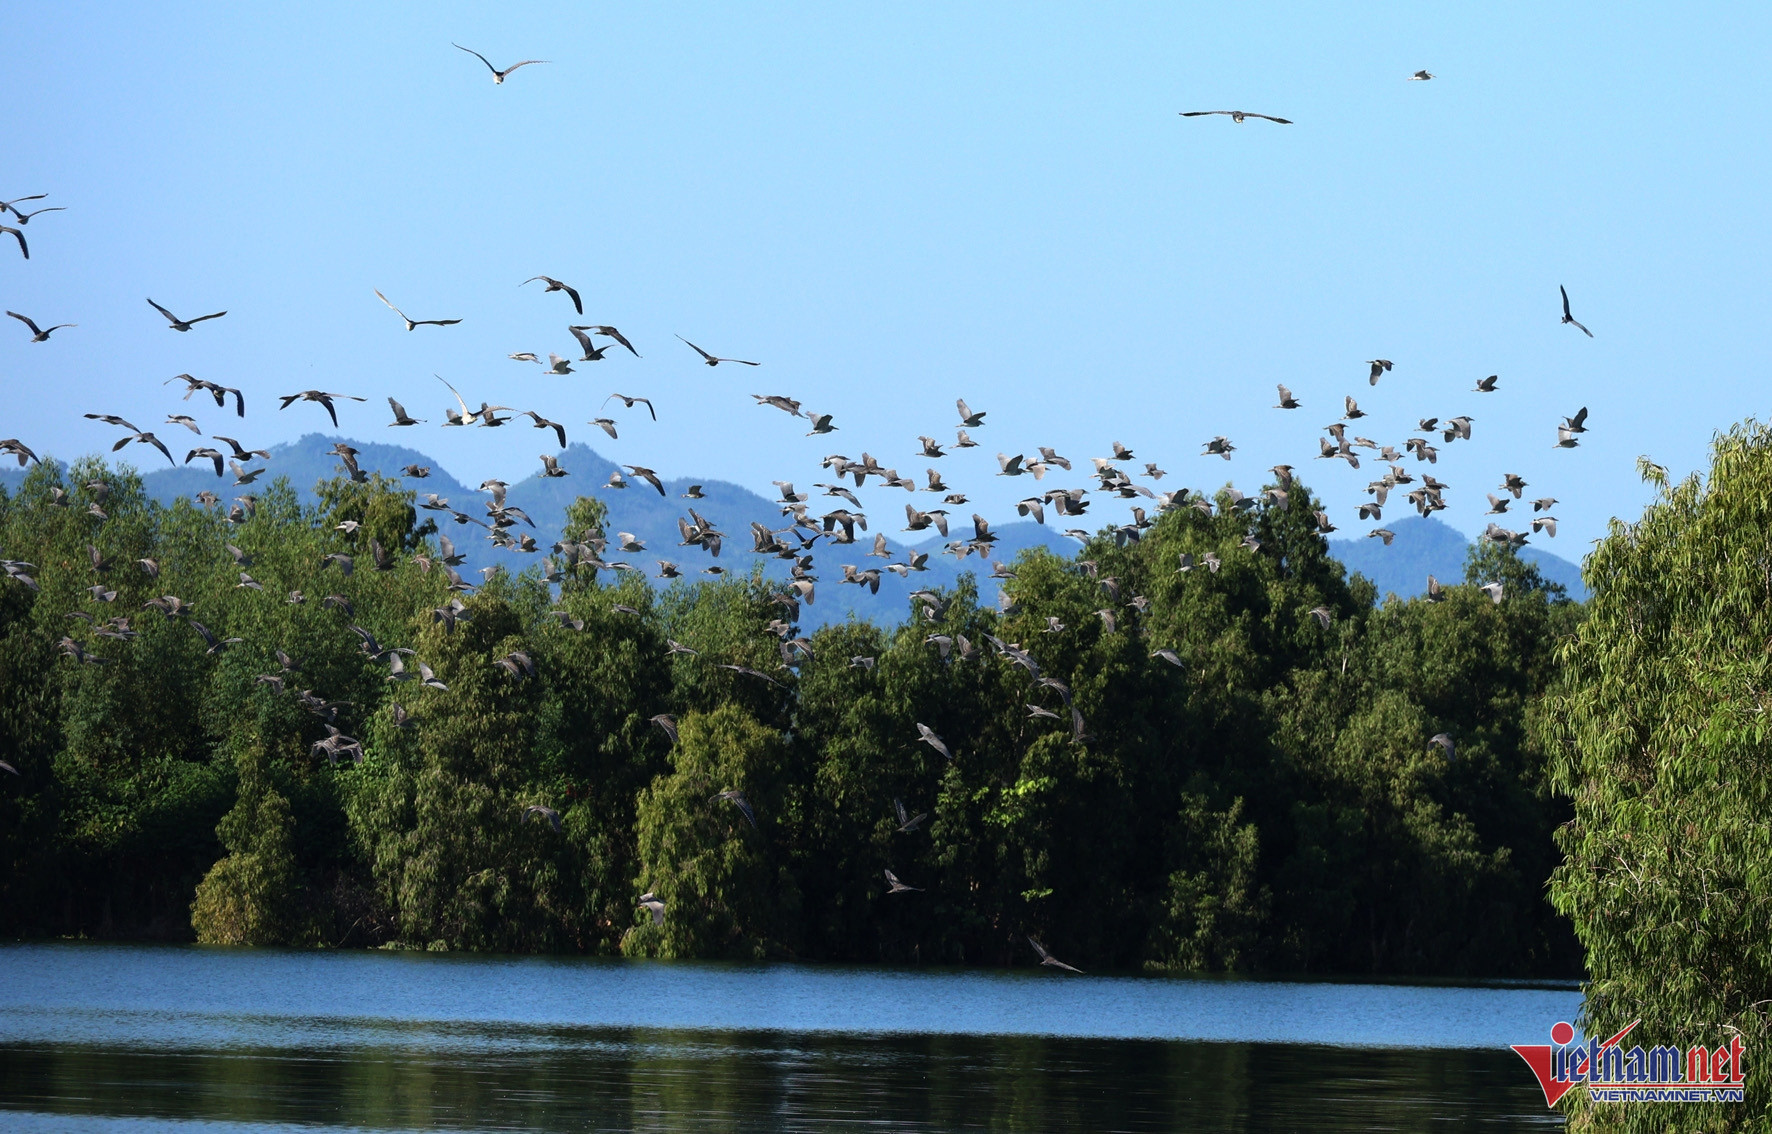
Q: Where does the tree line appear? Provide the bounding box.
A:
[0,456,1583,976]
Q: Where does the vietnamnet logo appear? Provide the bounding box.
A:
[1512,1019,1747,1106]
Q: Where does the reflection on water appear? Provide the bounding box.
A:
[0,945,1572,1132]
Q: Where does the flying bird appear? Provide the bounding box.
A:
[884,868,922,894]
[452,43,548,84]
[375,289,460,331]
[520,275,582,314]
[1559,285,1593,337]
[713,789,757,828]
[1028,936,1084,973]
[1409,70,1434,80]
[678,336,759,366]
[278,390,366,428]
[915,723,952,762]
[1274,384,1301,409]
[576,325,639,356]
[387,398,424,426]
[147,298,226,331]
[604,393,656,420]
[567,326,615,361]
[639,892,666,926]
[1180,110,1291,124]
[7,311,75,341]
[1367,359,1392,385]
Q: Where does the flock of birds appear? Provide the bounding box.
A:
[0,53,1596,971]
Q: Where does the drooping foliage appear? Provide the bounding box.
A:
[0,457,1580,979]
[1542,429,1772,1130]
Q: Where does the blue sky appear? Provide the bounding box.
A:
[6,2,1769,556]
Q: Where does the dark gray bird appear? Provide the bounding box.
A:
[113,430,176,466]
[577,325,639,356]
[190,620,242,655]
[1181,110,1291,124]
[1559,285,1593,337]
[568,326,614,361]
[1409,70,1434,80]
[165,373,246,416]
[387,398,424,426]
[7,311,75,341]
[915,723,952,762]
[624,465,666,495]
[650,713,679,744]
[0,194,47,219]
[521,276,583,314]
[678,336,759,366]
[713,788,757,828]
[893,798,926,833]
[521,411,568,448]
[523,804,562,832]
[1562,406,1589,434]
[375,288,460,331]
[604,393,656,420]
[311,726,364,765]
[278,390,366,428]
[884,868,922,894]
[453,43,548,83]
[148,297,226,331]
[9,204,64,223]
[1028,936,1084,973]
[1274,384,1301,409]
[1473,374,1499,392]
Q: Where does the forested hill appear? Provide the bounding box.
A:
[0,435,1586,618]
[0,460,1583,976]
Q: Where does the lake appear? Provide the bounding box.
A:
[0,943,1578,1131]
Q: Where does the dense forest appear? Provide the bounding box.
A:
[0,455,1583,976]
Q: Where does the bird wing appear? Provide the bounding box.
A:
[373,289,408,321]
[561,283,582,314]
[452,43,499,74]
[597,326,639,356]
[6,311,40,334]
[147,298,181,324]
[143,434,175,465]
[1560,285,1573,319]
[189,311,226,324]
[1,227,26,259]
[435,374,472,417]
[499,59,548,76]
[677,335,715,361]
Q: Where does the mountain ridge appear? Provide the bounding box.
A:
[0,436,1587,618]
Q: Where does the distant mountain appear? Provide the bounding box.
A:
[1,440,1588,618]
[1329,514,1587,601]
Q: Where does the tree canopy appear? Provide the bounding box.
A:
[0,459,1582,979]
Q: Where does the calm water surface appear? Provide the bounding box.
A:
[0,943,1577,1131]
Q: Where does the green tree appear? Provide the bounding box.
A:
[626,704,800,958]
[1543,437,1772,1131]
[191,733,307,945]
